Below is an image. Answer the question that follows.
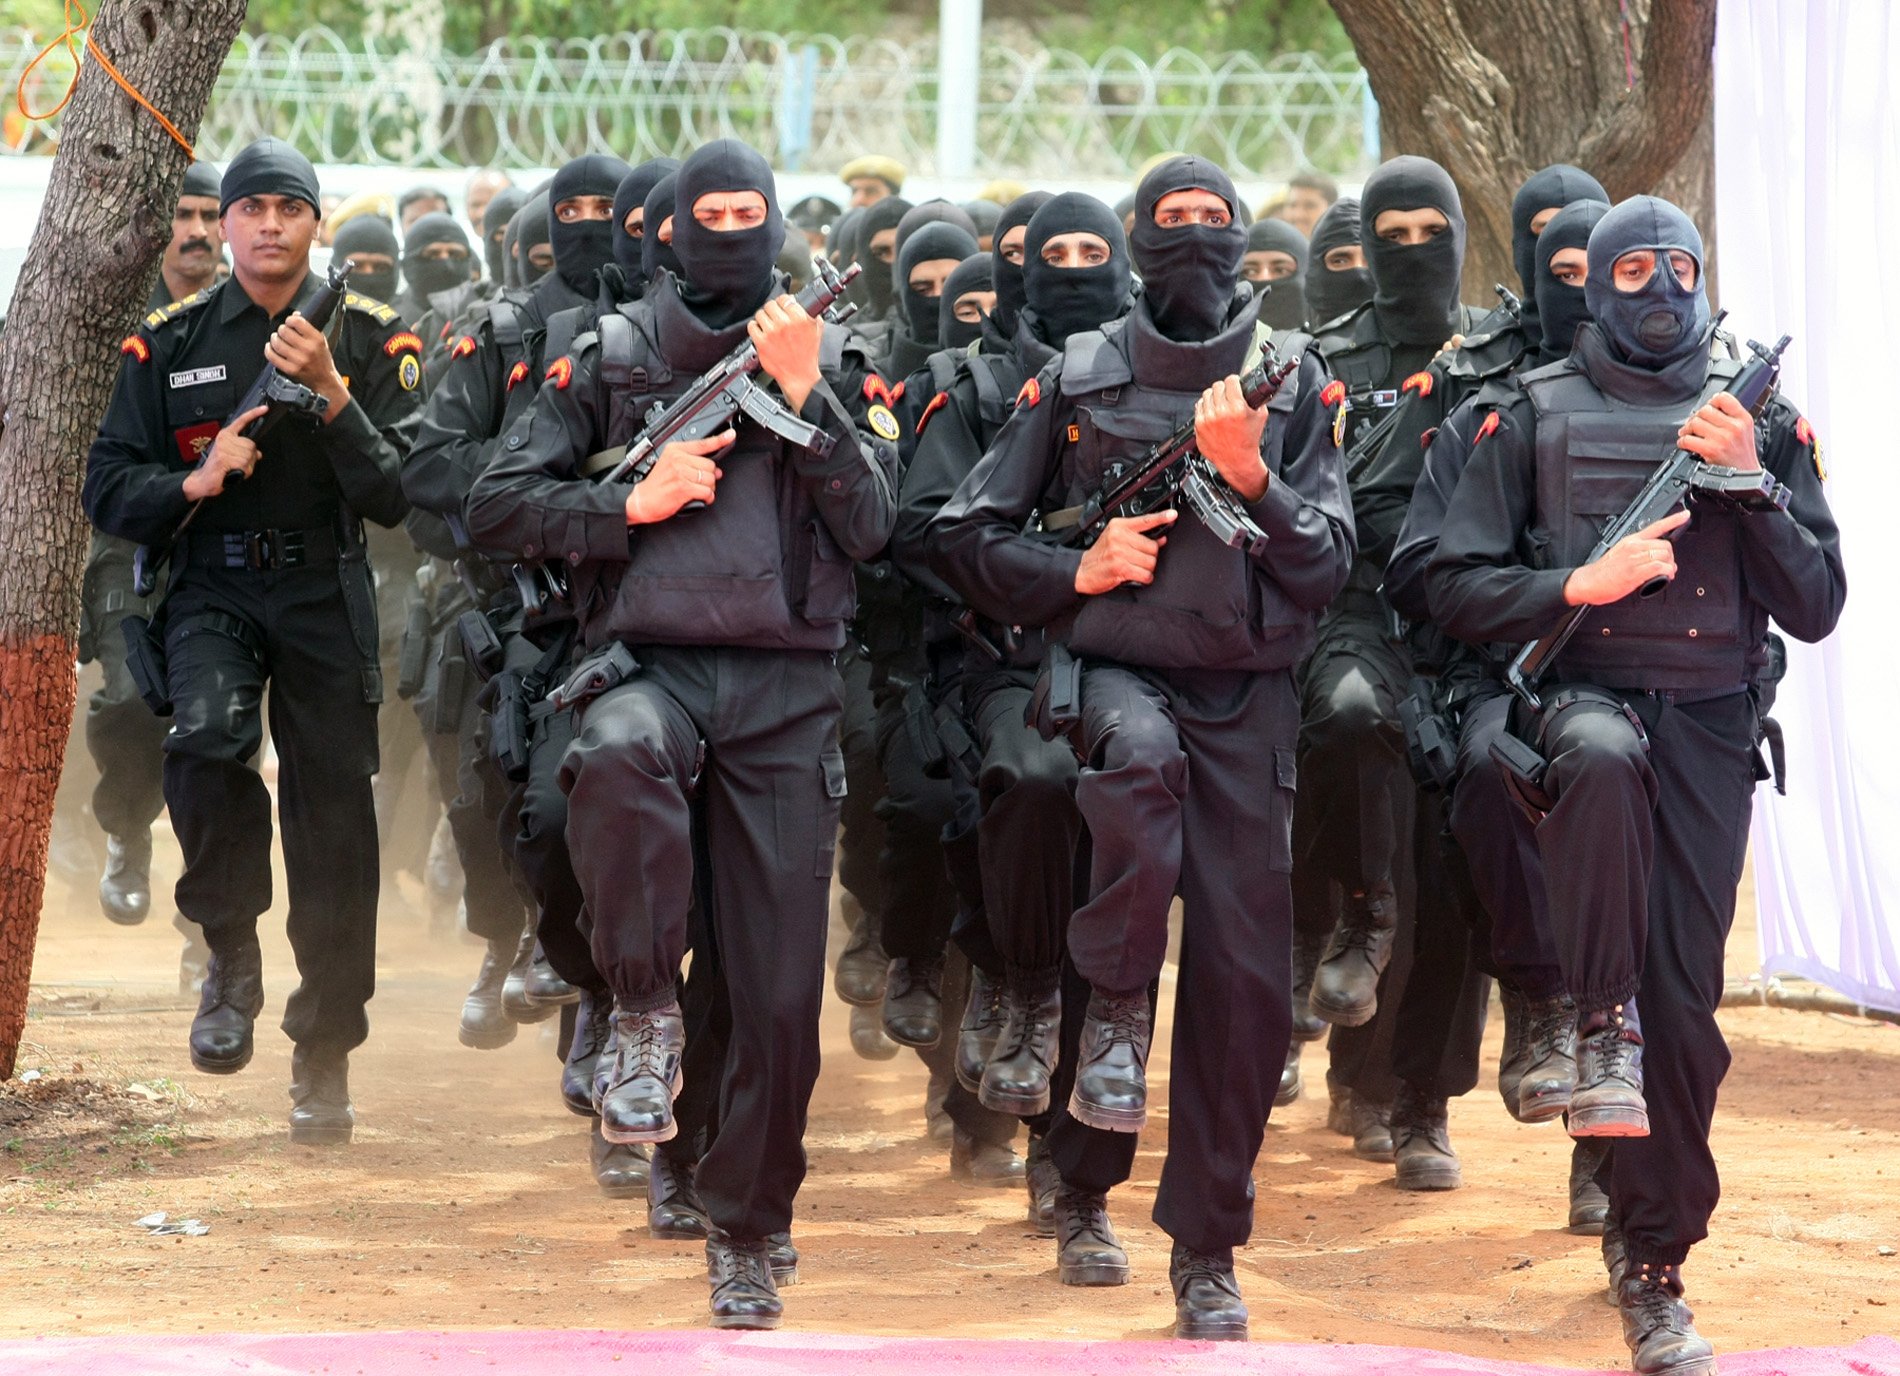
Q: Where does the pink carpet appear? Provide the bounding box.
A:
[0,1330,1893,1376]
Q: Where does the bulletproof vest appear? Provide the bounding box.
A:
[1051,307,1317,672]
[1522,354,1762,692]
[565,277,858,653]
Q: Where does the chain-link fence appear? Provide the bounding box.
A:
[3,26,1373,180]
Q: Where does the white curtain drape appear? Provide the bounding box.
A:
[1715,0,1900,1009]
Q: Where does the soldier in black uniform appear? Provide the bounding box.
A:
[84,160,224,938]
[480,187,527,289]
[82,139,420,1144]
[465,139,897,1329]
[884,221,981,383]
[931,157,1353,1339]
[1426,196,1844,1376]
[1302,196,1373,327]
[1241,217,1308,330]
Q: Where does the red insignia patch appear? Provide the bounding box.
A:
[546,356,573,390]
[862,375,893,408]
[439,319,454,341]
[1476,411,1501,442]
[916,391,949,436]
[1402,370,1433,398]
[892,380,906,403]
[450,335,478,360]
[174,421,218,466]
[120,335,150,362]
[1016,377,1041,409]
[1795,417,1814,446]
[507,360,530,391]
[1320,379,1347,408]
[384,332,423,357]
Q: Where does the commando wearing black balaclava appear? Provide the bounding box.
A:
[1360,155,1467,348]
[401,212,476,303]
[1510,163,1608,348]
[938,255,993,350]
[511,192,552,287]
[1584,195,1713,370]
[898,221,980,349]
[1021,192,1131,344]
[1532,198,1610,366]
[1305,196,1370,325]
[990,190,1053,339]
[547,153,633,295]
[481,185,526,286]
[641,173,683,285]
[855,195,913,318]
[895,199,979,261]
[671,139,785,329]
[612,157,681,297]
[331,215,400,305]
[1245,217,1309,330]
[1129,155,1247,341]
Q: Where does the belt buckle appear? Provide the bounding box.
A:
[244,531,271,570]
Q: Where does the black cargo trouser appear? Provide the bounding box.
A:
[836,643,888,922]
[1389,787,1491,1098]
[80,533,168,839]
[507,692,605,995]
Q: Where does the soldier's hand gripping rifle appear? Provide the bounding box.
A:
[1037,351,1301,559]
[1504,334,1794,711]
[132,259,355,597]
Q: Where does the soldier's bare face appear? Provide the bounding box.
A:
[222,194,317,284]
[693,191,769,232]
[1153,189,1232,229]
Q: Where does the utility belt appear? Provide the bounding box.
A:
[179,523,341,572]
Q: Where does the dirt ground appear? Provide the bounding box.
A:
[3,818,1897,1366]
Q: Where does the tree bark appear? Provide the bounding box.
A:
[0,0,248,1078]
[1329,0,1717,299]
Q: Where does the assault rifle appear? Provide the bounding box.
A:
[1037,351,1300,559]
[132,259,355,597]
[1504,334,1794,710]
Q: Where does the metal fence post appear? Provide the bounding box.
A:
[936,0,982,178]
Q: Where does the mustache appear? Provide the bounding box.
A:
[180,238,216,253]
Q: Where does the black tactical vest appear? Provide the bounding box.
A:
[1521,354,1762,692]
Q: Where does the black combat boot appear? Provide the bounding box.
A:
[1170,1242,1249,1341]
[1325,1068,1354,1137]
[1570,1001,1648,1138]
[1277,1040,1303,1107]
[1052,1183,1129,1286]
[1067,989,1153,1132]
[1570,1137,1611,1234]
[705,1233,782,1330]
[765,1232,799,1286]
[979,978,1061,1117]
[1390,1081,1461,1191]
[1290,923,1329,1042]
[1601,1206,1629,1304]
[1496,984,1533,1117]
[459,936,517,1050]
[99,829,152,926]
[833,896,888,1007]
[189,932,264,1074]
[589,1117,650,1199]
[950,1128,1024,1187]
[287,1044,353,1145]
[523,952,580,1009]
[1350,1091,1394,1162]
[1617,1262,1717,1376]
[955,965,1008,1092]
[174,912,210,998]
[599,1002,686,1144]
[562,992,610,1117]
[848,1003,899,1060]
[501,929,557,1025]
[882,954,946,1048]
[1024,1132,1058,1236]
[647,1150,711,1239]
[1515,993,1579,1124]
[1308,883,1398,1027]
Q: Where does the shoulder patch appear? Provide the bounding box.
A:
[120,335,150,362]
[1476,411,1501,443]
[546,356,573,390]
[1016,377,1041,409]
[916,391,949,436]
[398,354,421,391]
[450,335,478,360]
[507,360,530,391]
[1320,379,1347,409]
[1796,417,1824,481]
[384,331,423,358]
[891,379,907,403]
[343,292,400,325]
[868,405,902,442]
[439,318,455,341]
[862,375,893,408]
[1402,370,1434,398]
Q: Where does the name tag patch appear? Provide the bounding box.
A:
[169,365,227,390]
[1370,388,1398,409]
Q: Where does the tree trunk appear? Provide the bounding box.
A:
[0,0,248,1079]
[1329,0,1717,299]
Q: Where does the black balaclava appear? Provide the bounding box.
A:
[829,205,863,263]
[1022,192,1131,344]
[640,173,683,284]
[895,199,979,259]
[613,157,681,286]
[1533,198,1610,366]
[856,195,913,318]
[513,191,552,287]
[1305,195,1370,324]
[401,212,475,299]
[1245,217,1309,330]
[961,198,1001,245]
[898,221,979,347]
[1584,195,1713,370]
[481,186,525,285]
[546,153,633,295]
[1511,163,1608,347]
[939,254,993,350]
[991,190,1053,338]
[1360,155,1467,347]
[218,137,321,216]
[332,215,399,303]
[672,139,785,329]
[1129,155,1247,342]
